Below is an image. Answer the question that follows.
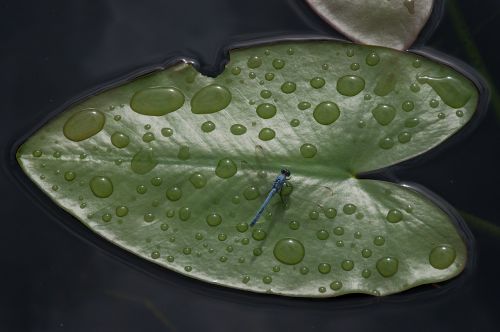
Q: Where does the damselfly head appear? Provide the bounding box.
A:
[281,168,291,177]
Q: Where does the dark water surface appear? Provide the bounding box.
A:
[1,0,500,331]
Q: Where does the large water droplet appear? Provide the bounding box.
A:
[215,158,237,178]
[89,176,113,198]
[417,75,472,108]
[336,75,365,96]
[63,109,105,142]
[313,102,340,125]
[372,104,396,126]
[273,238,305,265]
[429,245,456,269]
[130,87,185,116]
[376,257,399,277]
[191,85,231,114]
[131,148,158,174]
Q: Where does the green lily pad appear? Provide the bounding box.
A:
[306,0,434,50]
[17,41,476,297]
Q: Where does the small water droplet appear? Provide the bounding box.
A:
[247,56,262,69]
[110,132,130,148]
[325,208,337,219]
[161,128,173,137]
[362,248,372,258]
[236,222,248,233]
[343,204,357,215]
[206,213,222,227]
[142,132,155,143]
[374,236,385,246]
[438,112,446,119]
[289,220,300,230]
[32,150,42,157]
[64,171,76,182]
[273,238,305,265]
[318,263,331,274]
[366,52,380,66]
[256,103,277,119]
[179,207,191,221]
[341,260,354,271]
[316,229,329,240]
[362,268,372,278]
[410,83,421,93]
[144,213,155,222]
[298,101,311,110]
[337,75,365,96]
[310,77,325,89]
[333,226,344,236]
[398,131,412,144]
[386,209,403,223]
[189,172,207,189]
[376,257,399,277]
[309,210,319,220]
[379,137,395,150]
[313,102,340,125]
[166,186,182,201]
[290,119,300,127]
[272,58,285,69]
[102,213,112,222]
[281,82,296,94]
[252,228,267,241]
[260,89,272,99]
[429,245,456,269]
[456,110,464,117]
[244,186,260,200]
[350,63,360,71]
[136,185,147,194]
[371,104,396,126]
[300,143,317,158]
[215,158,237,178]
[265,73,275,81]
[116,206,128,217]
[258,128,276,141]
[330,280,342,291]
[89,176,113,198]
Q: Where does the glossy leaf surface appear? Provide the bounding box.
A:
[306,0,434,50]
[17,41,476,297]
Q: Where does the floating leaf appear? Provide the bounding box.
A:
[17,41,476,297]
[306,0,434,50]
